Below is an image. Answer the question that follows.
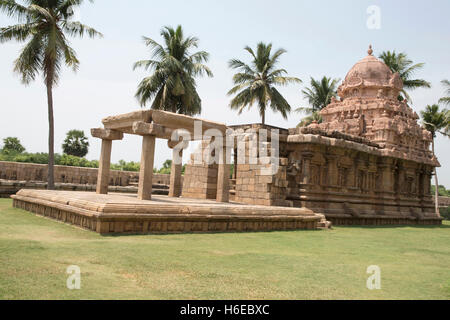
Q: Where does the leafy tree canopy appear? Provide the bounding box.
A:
[1,137,25,155]
[134,25,212,116]
[228,42,301,124]
[379,50,431,101]
[62,129,89,157]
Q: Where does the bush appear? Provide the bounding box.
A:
[111,160,140,172]
[440,207,450,221]
[6,152,57,164]
[58,154,98,168]
[431,185,450,197]
[0,150,143,172]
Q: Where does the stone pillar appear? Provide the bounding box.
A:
[378,159,395,193]
[138,135,156,201]
[422,166,433,198]
[216,143,230,203]
[325,154,338,186]
[301,152,314,185]
[168,147,183,198]
[96,139,112,195]
[91,128,124,195]
[233,149,238,179]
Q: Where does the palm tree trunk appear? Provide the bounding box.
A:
[46,83,55,190]
[261,109,265,125]
[432,139,440,217]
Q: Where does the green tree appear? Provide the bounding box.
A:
[0,0,102,189]
[439,79,450,106]
[1,137,25,154]
[157,159,172,174]
[62,129,89,157]
[420,104,449,216]
[379,51,431,101]
[228,42,301,124]
[296,76,340,127]
[134,25,212,116]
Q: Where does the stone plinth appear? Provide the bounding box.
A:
[11,190,330,234]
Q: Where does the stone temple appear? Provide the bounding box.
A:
[183,46,442,226]
[11,46,442,234]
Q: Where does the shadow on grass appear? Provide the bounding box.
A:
[99,228,327,238]
[337,223,450,230]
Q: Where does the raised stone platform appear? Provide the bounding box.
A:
[11,190,330,234]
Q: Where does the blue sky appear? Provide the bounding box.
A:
[1,0,449,185]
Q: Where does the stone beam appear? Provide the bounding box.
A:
[151,110,227,134]
[91,128,124,141]
[132,121,172,138]
[102,110,152,130]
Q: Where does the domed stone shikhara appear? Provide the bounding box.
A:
[314,45,434,165]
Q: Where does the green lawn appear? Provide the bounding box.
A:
[0,198,449,300]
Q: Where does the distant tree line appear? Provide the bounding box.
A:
[0,136,178,174]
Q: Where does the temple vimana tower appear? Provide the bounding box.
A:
[183,46,442,225]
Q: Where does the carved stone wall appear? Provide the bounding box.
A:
[228,128,441,225]
[284,136,438,224]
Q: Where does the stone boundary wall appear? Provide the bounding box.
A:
[0,161,174,186]
[0,179,170,198]
[438,196,450,207]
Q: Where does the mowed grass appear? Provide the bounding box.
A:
[0,198,449,300]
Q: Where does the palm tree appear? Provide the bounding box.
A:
[296,76,340,126]
[420,104,449,216]
[0,0,102,189]
[297,111,322,128]
[228,42,301,125]
[134,25,212,116]
[379,50,431,101]
[439,79,450,106]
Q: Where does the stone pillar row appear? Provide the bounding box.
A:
[91,128,231,203]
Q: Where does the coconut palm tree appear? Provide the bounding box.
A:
[439,79,450,106]
[379,50,431,101]
[134,25,212,116]
[297,111,322,128]
[296,76,340,126]
[420,104,449,216]
[0,0,102,189]
[228,42,301,125]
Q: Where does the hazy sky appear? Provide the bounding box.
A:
[0,0,449,185]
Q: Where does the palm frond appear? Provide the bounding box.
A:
[379,50,431,98]
[62,21,103,38]
[0,0,29,21]
[0,22,36,43]
[13,33,43,84]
